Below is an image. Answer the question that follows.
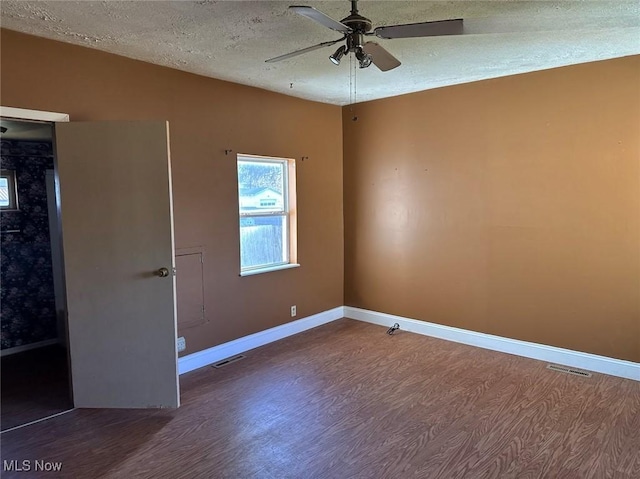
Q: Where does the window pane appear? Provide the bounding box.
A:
[238,160,285,214]
[0,171,16,210]
[0,177,8,207]
[240,215,288,270]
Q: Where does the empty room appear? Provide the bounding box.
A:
[0,1,638,478]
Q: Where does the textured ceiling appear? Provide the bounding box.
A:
[1,1,638,105]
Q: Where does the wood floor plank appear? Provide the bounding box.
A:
[0,319,638,478]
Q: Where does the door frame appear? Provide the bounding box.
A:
[1,105,72,404]
[0,106,69,123]
[45,169,67,347]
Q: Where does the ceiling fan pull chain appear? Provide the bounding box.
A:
[349,53,353,106]
[350,54,358,121]
[354,58,357,106]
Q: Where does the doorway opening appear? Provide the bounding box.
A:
[0,117,72,431]
[1,107,181,412]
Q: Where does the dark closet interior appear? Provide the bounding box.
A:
[1,120,72,431]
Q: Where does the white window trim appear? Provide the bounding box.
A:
[239,263,300,277]
[237,154,297,275]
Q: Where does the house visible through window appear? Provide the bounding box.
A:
[237,154,298,275]
[0,170,18,210]
[260,199,277,207]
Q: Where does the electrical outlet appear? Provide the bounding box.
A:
[291,305,297,317]
[177,336,186,352]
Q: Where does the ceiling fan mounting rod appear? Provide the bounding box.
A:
[340,0,372,33]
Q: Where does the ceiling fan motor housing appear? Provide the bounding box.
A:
[341,13,373,34]
[346,33,365,51]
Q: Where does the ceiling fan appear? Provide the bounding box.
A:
[266,0,464,72]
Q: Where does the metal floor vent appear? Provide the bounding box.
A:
[212,354,246,369]
[547,364,592,378]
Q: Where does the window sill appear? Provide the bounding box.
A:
[240,263,300,277]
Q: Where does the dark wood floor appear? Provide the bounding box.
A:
[1,344,72,431]
[1,319,638,478]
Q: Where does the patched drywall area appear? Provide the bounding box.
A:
[343,56,640,363]
[1,1,638,104]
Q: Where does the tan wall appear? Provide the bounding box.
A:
[0,29,344,355]
[3,29,638,364]
[344,57,640,362]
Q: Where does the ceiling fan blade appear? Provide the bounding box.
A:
[265,38,344,63]
[289,6,352,33]
[374,18,463,39]
[462,15,640,35]
[362,42,401,72]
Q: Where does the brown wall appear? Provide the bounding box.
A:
[0,29,344,355]
[2,29,638,364]
[344,57,640,362]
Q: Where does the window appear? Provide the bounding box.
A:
[237,154,297,275]
[0,170,18,210]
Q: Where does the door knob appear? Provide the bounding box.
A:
[155,267,170,278]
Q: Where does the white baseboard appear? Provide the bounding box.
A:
[344,307,640,382]
[1,338,59,357]
[178,305,639,381]
[179,306,344,375]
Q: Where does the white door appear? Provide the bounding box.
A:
[55,121,179,408]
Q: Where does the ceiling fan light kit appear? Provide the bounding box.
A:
[329,45,347,65]
[266,0,466,72]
